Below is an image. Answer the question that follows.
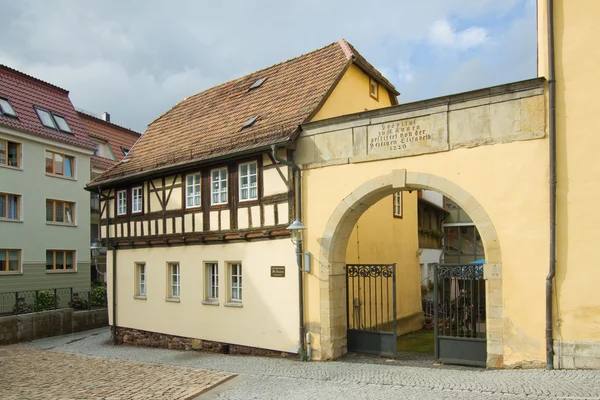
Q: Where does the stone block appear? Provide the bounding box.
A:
[352,126,367,157]
[483,264,502,280]
[191,339,202,350]
[491,100,521,140]
[449,104,491,148]
[296,136,316,165]
[391,169,406,189]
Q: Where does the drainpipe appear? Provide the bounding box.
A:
[546,0,557,370]
[98,186,118,345]
[272,144,305,358]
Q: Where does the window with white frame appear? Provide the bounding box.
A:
[132,186,143,213]
[393,192,402,218]
[239,161,258,201]
[229,263,242,302]
[135,263,146,297]
[117,190,127,216]
[168,262,180,299]
[205,262,218,301]
[186,173,201,208]
[211,167,228,205]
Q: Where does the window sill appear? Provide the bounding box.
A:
[46,270,76,274]
[0,164,22,171]
[134,295,147,300]
[46,222,77,227]
[165,297,180,303]
[45,173,76,181]
[0,271,23,276]
[202,300,219,306]
[238,198,259,204]
[224,302,243,308]
[0,218,22,223]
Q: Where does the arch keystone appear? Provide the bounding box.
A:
[391,169,407,188]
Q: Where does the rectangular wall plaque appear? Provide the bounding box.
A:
[270,266,285,277]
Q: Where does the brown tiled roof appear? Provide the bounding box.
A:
[0,65,94,150]
[78,111,141,171]
[89,39,397,187]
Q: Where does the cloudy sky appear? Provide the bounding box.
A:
[0,0,537,133]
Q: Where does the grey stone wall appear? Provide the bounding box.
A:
[554,340,600,369]
[0,308,107,345]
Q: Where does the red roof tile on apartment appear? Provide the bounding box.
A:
[0,65,94,150]
[88,39,398,187]
[78,111,141,170]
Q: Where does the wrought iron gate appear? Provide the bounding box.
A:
[433,263,487,367]
[346,263,397,357]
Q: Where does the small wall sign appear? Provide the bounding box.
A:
[270,266,285,277]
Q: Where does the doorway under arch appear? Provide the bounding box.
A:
[317,169,504,368]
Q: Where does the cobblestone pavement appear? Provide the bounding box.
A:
[0,342,232,400]
[28,328,600,399]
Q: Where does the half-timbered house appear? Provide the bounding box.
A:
[87,39,400,355]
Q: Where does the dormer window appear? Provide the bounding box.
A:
[35,107,72,134]
[0,98,17,117]
[369,78,379,101]
[249,77,267,91]
[242,116,258,129]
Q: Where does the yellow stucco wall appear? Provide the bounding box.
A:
[311,64,394,122]
[107,239,300,353]
[302,138,550,364]
[345,193,422,322]
[538,0,600,344]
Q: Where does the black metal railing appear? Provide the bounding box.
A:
[433,263,486,339]
[346,264,397,333]
[0,286,107,315]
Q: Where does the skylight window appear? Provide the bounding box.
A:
[120,146,130,156]
[53,115,71,133]
[34,107,72,134]
[0,98,17,117]
[36,108,56,129]
[242,116,258,129]
[249,77,267,90]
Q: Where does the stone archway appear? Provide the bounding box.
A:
[317,169,504,368]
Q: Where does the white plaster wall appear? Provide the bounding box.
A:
[108,239,300,353]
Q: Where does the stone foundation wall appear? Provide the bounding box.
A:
[554,340,600,369]
[116,327,295,358]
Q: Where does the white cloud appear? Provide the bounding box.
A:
[396,62,414,83]
[429,20,488,51]
[0,0,534,130]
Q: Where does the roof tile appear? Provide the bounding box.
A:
[0,65,94,150]
[90,40,397,186]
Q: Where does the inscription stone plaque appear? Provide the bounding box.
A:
[366,116,447,158]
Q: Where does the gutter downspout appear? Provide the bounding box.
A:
[98,186,118,345]
[546,0,557,370]
[272,144,305,359]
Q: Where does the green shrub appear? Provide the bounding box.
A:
[37,290,60,311]
[90,284,107,307]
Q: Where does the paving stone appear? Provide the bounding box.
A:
[0,341,232,400]
[25,328,600,399]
